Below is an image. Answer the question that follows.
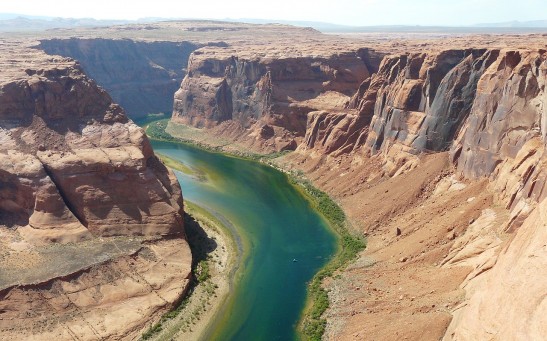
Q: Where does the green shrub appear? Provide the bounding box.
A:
[145,119,177,142]
[196,259,211,282]
[290,175,366,340]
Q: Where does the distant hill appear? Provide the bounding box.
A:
[1,13,546,34]
[231,18,547,33]
[0,14,159,32]
[474,20,547,28]
[316,25,547,34]
[224,18,348,31]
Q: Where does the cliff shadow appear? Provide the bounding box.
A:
[183,212,218,268]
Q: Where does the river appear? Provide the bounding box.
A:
[150,140,337,341]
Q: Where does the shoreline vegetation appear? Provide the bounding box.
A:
[140,201,239,341]
[290,176,365,340]
[141,115,366,341]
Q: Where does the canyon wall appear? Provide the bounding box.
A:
[301,47,547,204]
[172,43,547,340]
[0,45,191,339]
[310,48,547,341]
[38,38,201,118]
[171,47,383,151]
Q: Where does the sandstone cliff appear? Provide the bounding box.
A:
[302,48,547,341]
[38,38,201,118]
[0,43,191,340]
[170,39,547,340]
[171,47,383,151]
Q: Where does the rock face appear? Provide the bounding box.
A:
[298,50,500,161]
[0,58,184,240]
[302,48,547,341]
[300,72,385,156]
[0,44,191,339]
[172,41,547,340]
[451,50,547,208]
[0,237,191,340]
[363,50,496,154]
[444,198,547,340]
[39,38,201,118]
[171,48,382,151]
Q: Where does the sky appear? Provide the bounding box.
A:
[0,0,545,26]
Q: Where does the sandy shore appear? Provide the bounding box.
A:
[145,202,239,341]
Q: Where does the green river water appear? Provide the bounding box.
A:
[150,140,337,341]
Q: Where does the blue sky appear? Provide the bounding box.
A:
[0,0,545,26]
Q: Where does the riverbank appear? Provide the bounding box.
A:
[144,119,364,341]
[141,201,238,341]
[146,119,291,163]
[288,176,365,340]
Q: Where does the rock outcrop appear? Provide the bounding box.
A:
[300,48,547,341]
[451,50,547,205]
[0,43,191,339]
[0,54,185,239]
[38,38,200,118]
[171,47,383,151]
[444,197,547,340]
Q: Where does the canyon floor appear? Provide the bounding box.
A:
[165,118,542,341]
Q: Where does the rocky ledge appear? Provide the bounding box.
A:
[0,41,191,340]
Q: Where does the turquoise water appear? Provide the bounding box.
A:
[150,140,337,341]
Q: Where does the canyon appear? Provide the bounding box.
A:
[1,20,547,340]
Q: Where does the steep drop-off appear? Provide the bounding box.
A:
[301,48,547,341]
[170,41,547,340]
[0,43,191,340]
[38,38,201,118]
[171,47,384,151]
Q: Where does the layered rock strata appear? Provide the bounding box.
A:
[304,48,547,341]
[174,43,547,340]
[39,38,201,118]
[0,43,191,339]
[171,47,383,151]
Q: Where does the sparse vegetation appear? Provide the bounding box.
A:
[133,112,169,127]
[145,119,178,142]
[196,259,211,282]
[290,173,366,341]
[143,118,293,162]
[141,117,363,341]
[139,203,229,341]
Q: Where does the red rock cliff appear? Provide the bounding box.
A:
[0,59,184,239]
[303,47,547,341]
[38,38,201,118]
[0,44,191,340]
[169,42,547,340]
[171,47,382,151]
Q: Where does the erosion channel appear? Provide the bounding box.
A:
[150,139,337,341]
